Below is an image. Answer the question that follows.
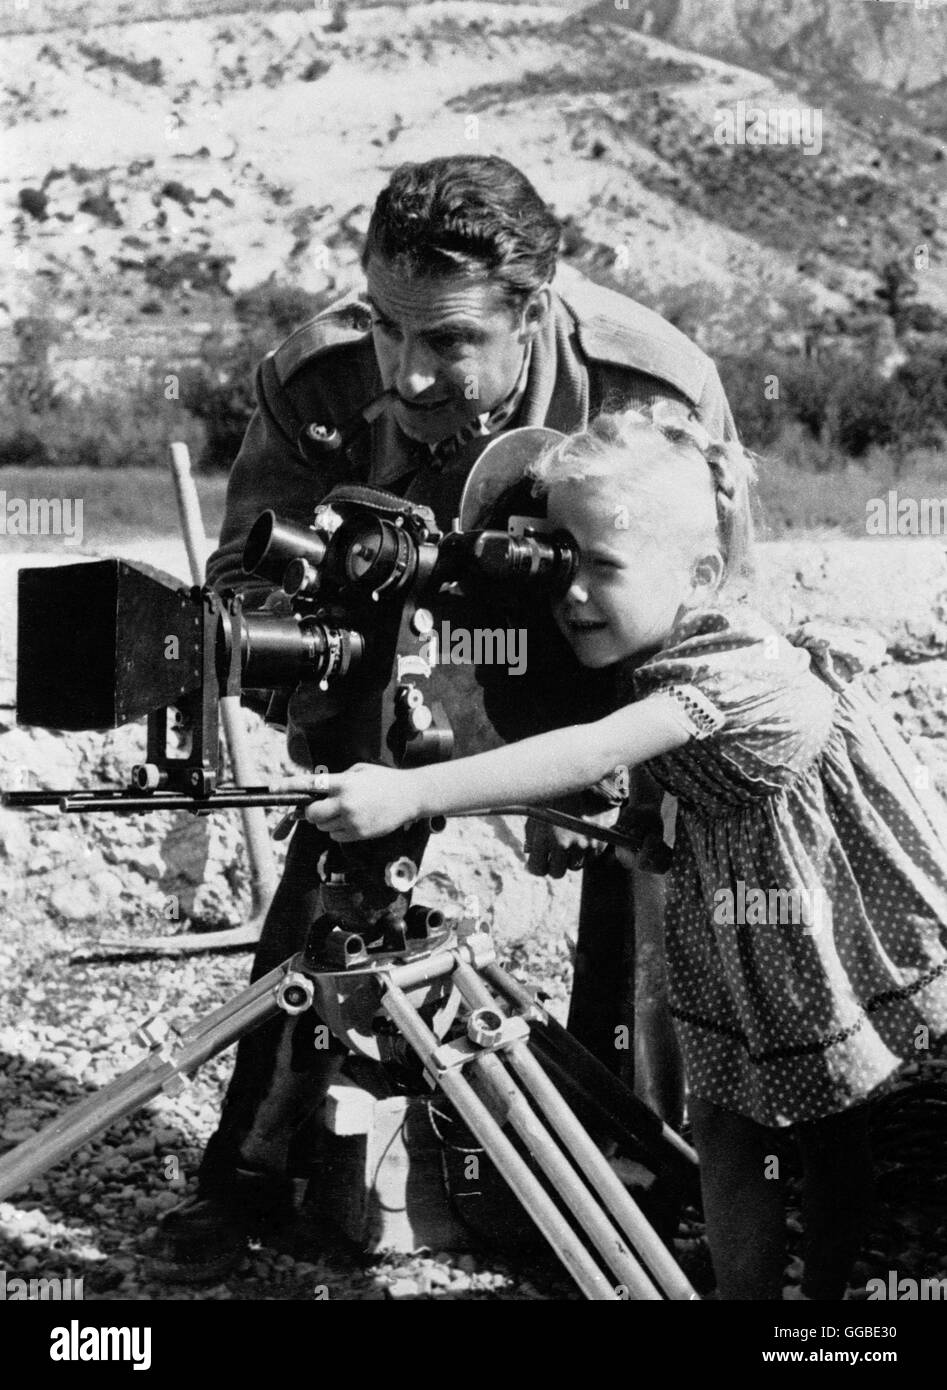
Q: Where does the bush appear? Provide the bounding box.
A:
[182,278,335,471]
[720,341,947,459]
[717,353,833,451]
[0,279,337,474]
[0,372,206,471]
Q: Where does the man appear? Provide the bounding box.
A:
[155,154,738,1276]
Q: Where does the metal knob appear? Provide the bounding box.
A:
[277,972,315,1016]
[466,1007,504,1048]
[384,857,419,892]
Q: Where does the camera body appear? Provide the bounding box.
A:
[13,480,576,794]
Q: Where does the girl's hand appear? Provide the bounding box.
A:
[302,763,421,842]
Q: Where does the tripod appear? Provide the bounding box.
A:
[0,888,700,1302]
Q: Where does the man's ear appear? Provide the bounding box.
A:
[519,285,552,340]
[685,550,725,606]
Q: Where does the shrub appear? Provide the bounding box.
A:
[719,341,947,460]
[0,372,205,471]
[182,278,335,471]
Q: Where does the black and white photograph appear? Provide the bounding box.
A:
[1,0,946,1361]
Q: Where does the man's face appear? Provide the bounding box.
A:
[365,256,540,445]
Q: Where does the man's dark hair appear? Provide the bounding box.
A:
[361,155,561,307]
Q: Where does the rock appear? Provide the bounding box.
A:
[124,1135,156,1160]
[50,881,99,922]
[387,1278,420,1299]
[1,1126,37,1144]
[104,841,165,880]
[89,869,126,903]
[0,809,31,860]
[18,188,48,221]
[0,728,80,791]
[160,819,212,885]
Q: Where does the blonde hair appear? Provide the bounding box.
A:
[529,405,759,589]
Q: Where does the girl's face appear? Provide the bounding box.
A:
[548,481,706,668]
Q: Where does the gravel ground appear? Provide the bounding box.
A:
[2,915,947,1302]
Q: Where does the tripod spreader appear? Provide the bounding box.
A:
[0,925,698,1301]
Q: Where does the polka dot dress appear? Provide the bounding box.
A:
[627,602,947,1129]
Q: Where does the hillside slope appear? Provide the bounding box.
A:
[3,1,944,393]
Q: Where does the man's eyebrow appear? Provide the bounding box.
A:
[365,297,483,335]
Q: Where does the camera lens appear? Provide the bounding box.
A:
[345,529,383,583]
[332,517,418,598]
[440,529,577,597]
[243,512,327,586]
[217,610,363,689]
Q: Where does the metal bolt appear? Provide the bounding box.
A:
[384,857,419,892]
[467,1007,504,1048]
[277,972,315,1016]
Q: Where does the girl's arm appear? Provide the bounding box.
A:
[305,695,694,841]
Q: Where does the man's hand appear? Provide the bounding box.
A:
[524,804,620,879]
[303,764,420,841]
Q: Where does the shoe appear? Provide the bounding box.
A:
[147,1171,295,1283]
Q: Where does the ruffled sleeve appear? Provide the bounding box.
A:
[631,603,839,796]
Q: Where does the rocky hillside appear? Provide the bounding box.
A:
[3,0,945,397]
[590,0,947,100]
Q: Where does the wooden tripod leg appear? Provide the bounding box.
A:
[380,977,621,1301]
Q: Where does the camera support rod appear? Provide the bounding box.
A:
[168,441,277,929]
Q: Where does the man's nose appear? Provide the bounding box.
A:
[394,339,440,400]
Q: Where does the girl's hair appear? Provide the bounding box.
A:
[529,405,759,589]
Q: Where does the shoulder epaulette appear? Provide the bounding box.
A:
[269,289,373,386]
[555,268,713,408]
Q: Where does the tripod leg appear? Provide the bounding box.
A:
[453,961,697,1301]
[0,965,286,1203]
[482,961,699,1187]
[380,978,620,1301]
[467,1049,663,1299]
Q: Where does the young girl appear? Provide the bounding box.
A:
[304,406,947,1300]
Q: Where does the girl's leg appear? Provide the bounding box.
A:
[631,863,685,1128]
[793,1106,874,1301]
[689,1097,787,1300]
